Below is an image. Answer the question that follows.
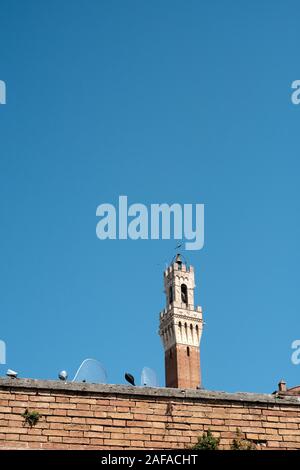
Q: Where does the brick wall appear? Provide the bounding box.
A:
[0,378,300,450]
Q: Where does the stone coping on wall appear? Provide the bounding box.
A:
[0,378,300,407]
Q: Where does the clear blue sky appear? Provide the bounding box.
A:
[0,0,299,393]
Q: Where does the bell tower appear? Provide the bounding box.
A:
[159,254,203,389]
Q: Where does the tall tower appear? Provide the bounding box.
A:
[159,254,203,389]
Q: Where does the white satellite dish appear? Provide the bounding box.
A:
[73,358,107,384]
[140,367,159,387]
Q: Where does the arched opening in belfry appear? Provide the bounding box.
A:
[190,324,193,341]
[169,286,173,305]
[184,322,188,341]
[178,321,182,341]
[181,284,188,304]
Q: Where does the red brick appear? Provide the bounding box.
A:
[67,410,94,417]
[70,398,97,405]
[108,412,133,420]
[91,405,112,412]
[55,397,71,404]
[91,425,107,432]
[90,418,112,425]
[0,406,11,413]
[49,436,63,443]
[90,438,104,445]
[104,439,126,446]
[125,433,150,441]
[50,403,77,410]
[84,431,108,438]
[43,429,70,437]
[0,427,28,435]
[47,416,71,424]
[95,400,110,406]
[0,393,13,400]
[20,435,47,442]
[113,419,126,426]
[29,396,55,403]
[113,400,134,407]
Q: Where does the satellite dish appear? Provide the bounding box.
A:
[72,358,107,384]
[6,369,18,379]
[140,367,159,387]
[58,370,68,381]
[125,372,135,386]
